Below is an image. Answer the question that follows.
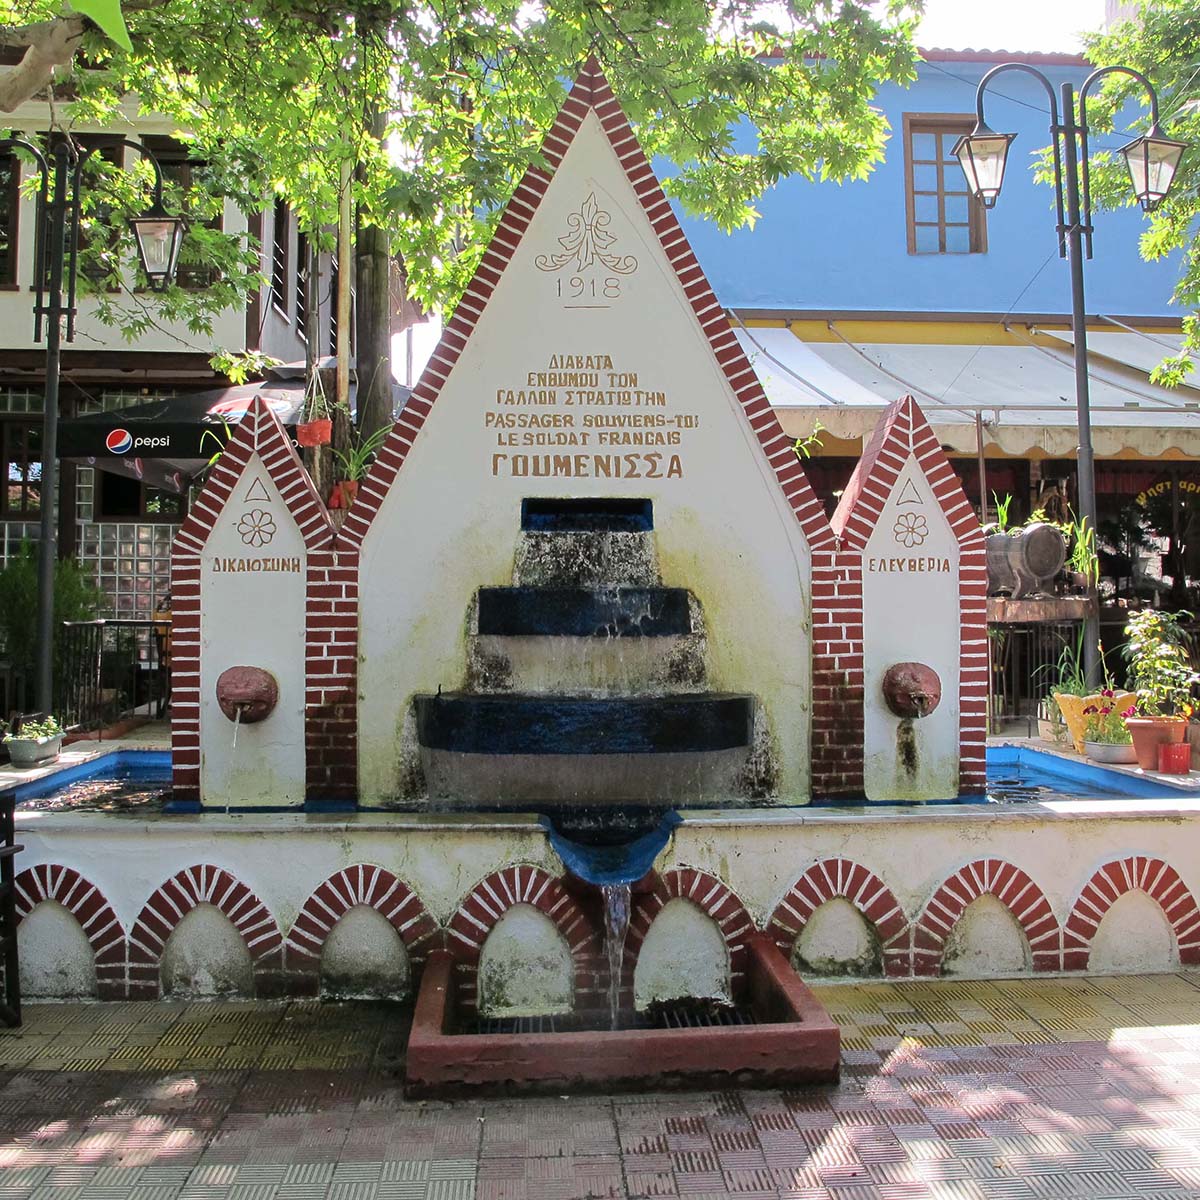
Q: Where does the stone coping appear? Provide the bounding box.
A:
[6,731,1198,834]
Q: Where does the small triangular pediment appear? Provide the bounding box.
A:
[831,395,981,554]
[174,396,333,557]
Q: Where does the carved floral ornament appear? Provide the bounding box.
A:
[237,509,277,548]
[893,512,929,548]
[536,192,638,275]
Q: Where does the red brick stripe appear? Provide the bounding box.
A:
[1063,856,1200,971]
[913,858,1061,977]
[13,865,126,999]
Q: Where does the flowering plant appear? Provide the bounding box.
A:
[1182,701,1198,726]
[1082,698,1135,745]
[2,715,63,743]
[1123,609,1198,716]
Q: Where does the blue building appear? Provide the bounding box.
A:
[678,48,1198,559]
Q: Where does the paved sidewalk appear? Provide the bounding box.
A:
[2,974,1200,1199]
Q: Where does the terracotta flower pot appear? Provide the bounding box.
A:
[1157,742,1192,775]
[296,418,332,447]
[1053,691,1137,755]
[1125,715,1187,771]
[327,479,358,509]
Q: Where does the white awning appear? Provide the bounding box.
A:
[736,324,1200,457]
[1036,326,1200,381]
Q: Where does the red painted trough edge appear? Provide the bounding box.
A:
[405,932,840,1097]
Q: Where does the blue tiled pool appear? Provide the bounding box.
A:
[2,745,1192,813]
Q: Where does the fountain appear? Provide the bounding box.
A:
[33,60,1184,1092]
[163,57,988,1090]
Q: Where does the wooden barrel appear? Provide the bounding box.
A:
[986,523,1067,599]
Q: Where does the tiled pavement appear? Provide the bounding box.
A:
[3,975,1200,1199]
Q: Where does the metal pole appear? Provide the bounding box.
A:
[1059,82,1102,688]
[975,412,988,523]
[34,139,71,714]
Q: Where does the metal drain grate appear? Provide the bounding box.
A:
[466,1004,760,1036]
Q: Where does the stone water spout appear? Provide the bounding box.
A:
[215,666,279,724]
[881,662,942,720]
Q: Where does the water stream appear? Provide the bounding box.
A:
[601,882,632,1030]
[231,705,242,751]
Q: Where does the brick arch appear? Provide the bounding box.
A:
[624,869,755,1003]
[13,865,126,1000]
[127,865,283,999]
[446,865,600,1015]
[913,858,1060,977]
[284,866,440,981]
[767,859,908,978]
[1064,856,1200,972]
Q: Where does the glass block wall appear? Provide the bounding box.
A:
[73,489,176,617]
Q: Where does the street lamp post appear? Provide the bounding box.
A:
[0,133,186,714]
[953,65,1186,688]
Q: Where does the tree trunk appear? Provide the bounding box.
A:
[355,104,392,439]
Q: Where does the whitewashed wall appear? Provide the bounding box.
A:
[358,112,813,802]
[199,452,307,805]
[862,456,961,800]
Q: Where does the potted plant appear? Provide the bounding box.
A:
[1081,700,1138,764]
[328,425,390,509]
[1122,609,1198,770]
[295,376,333,448]
[1035,695,1070,746]
[1046,628,1135,754]
[3,715,65,767]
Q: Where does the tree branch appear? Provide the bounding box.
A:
[0,16,85,113]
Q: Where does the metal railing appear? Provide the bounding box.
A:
[57,618,169,732]
[989,620,1082,734]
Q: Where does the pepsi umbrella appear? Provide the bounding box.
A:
[59,373,410,492]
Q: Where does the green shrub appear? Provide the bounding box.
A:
[0,542,106,684]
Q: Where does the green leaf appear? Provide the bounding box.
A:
[68,0,133,51]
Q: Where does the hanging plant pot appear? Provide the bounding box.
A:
[328,479,358,509]
[296,418,332,448]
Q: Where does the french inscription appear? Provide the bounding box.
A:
[487,351,699,476]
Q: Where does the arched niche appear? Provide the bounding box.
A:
[478,903,573,1017]
[943,894,1030,977]
[1090,890,1177,974]
[320,906,411,999]
[634,897,729,1008]
[795,897,880,978]
[161,904,254,997]
[18,901,97,998]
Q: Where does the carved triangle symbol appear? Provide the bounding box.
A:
[896,479,924,507]
[244,477,271,503]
